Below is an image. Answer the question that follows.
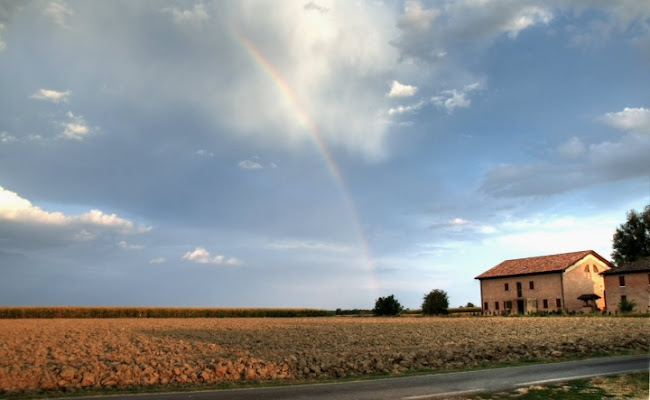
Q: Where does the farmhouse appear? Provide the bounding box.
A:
[475,250,612,315]
[601,256,650,313]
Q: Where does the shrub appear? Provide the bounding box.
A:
[619,298,636,313]
[372,295,404,316]
[422,289,449,315]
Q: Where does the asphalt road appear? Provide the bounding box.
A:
[60,354,648,400]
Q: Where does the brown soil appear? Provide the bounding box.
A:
[0,317,647,395]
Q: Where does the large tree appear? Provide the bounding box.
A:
[611,205,650,266]
[422,289,449,315]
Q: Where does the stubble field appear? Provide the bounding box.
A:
[0,317,647,395]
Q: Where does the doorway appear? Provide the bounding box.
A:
[517,300,525,314]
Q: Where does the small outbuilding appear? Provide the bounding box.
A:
[601,256,650,313]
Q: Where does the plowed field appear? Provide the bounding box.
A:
[0,317,647,395]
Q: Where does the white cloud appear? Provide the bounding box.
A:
[0,132,16,143]
[557,136,586,159]
[31,89,71,103]
[238,159,263,170]
[0,185,150,234]
[44,1,73,28]
[162,4,209,24]
[451,218,468,225]
[149,257,167,264]
[118,240,144,250]
[432,83,481,113]
[601,107,650,134]
[61,111,91,140]
[502,6,553,38]
[182,247,240,265]
[388,100,425,116]
[387,80,418,97]
[194,149,214,158]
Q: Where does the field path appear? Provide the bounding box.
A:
[62,354,649,400]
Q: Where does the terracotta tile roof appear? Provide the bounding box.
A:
[475,250,611,279]
[601,256,650,275]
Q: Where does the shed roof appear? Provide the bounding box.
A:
[475,250,611,280]
[601,256,650,275]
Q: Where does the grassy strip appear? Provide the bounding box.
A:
[0,307,334,319]
[469,371,649,399]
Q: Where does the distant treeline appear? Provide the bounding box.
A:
[447,307,482,314]
[0,306,335,319]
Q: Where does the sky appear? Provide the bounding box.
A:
[0,1,649,310]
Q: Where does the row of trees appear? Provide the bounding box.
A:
[373,289,451,316]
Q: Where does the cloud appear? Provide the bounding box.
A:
[397,0,440,33]
[238,159,263,170]
[431,83,481,113]
[0,132,16,143]
[392,2,553,63]
[162,4,209,24]
[44,1,73,28]
[501,6,553,38]
[267,239,352,253]
[601,107,650,134]
[194,149,214,158]
[387,80,418,98]
[31,89,71,103]
[451,218,468,225]
[117,240,144,250]
[61,111,91,140]
[182,247,240,265]
[0,185,150,234]
[388,100,425,116]
[149,257,167,264]
[304,2,329,14]
[557,136,586,159]
[0,23,5,51]
[481,132,650,198]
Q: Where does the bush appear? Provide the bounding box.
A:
[619,298,636,313]
[372,295,404,316]
[422,289,449,315]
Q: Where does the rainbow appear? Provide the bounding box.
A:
[231,29,380,296]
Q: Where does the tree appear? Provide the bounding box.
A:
[611,205,650,266]
[466,302,475,308]
[422,289,449,315]
[372,295,403,316]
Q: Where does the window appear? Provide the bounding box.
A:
[516,282,523,297]
[543,299,548,309]
[504,283,509,291]
[584,265,589,272]
[505,301,512,309]
[484,302,489,311]
[556,299,562,308]
[495,302,500,310]
[621,295,627,302]
[529,281,534,290]
[619,276,626,287]
[648,274,650,285]
[593,265,598,273]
